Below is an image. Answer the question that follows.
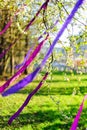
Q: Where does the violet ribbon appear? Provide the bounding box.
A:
[8,72,48,125]
[0,34,49,93]
[2,66,41,96]
[1,0,84,96]
[40,0,84,67]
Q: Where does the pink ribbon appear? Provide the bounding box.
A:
[70,95,87,130]
[0,20,12,35]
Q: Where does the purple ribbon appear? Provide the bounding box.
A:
[8,72,48,125]
[41,0,84,67]
[1,0,84,96]
[2,66,40,96]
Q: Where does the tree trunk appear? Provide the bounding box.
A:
[24,36,28,75]
[10,47,15,75]
[0,37,5,75]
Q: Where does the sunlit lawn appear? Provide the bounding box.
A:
[0,71,87,130]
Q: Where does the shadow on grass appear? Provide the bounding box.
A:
[33,78,87,83]
[17,85,87,96]
[0,104,87,130]
[0,110,64,130]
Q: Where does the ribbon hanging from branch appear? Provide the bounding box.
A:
[0,34,49,93]
[0,5,27,59]
[0,20,12,35]
[2,0,84,96]
[8,72,48,125]
[15,17,59,70]
[0,0,49,59]
[2,67,41,96]
[24,0,50,31]
[0,4,27,36]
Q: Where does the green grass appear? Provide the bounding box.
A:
[0,71,87,130]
